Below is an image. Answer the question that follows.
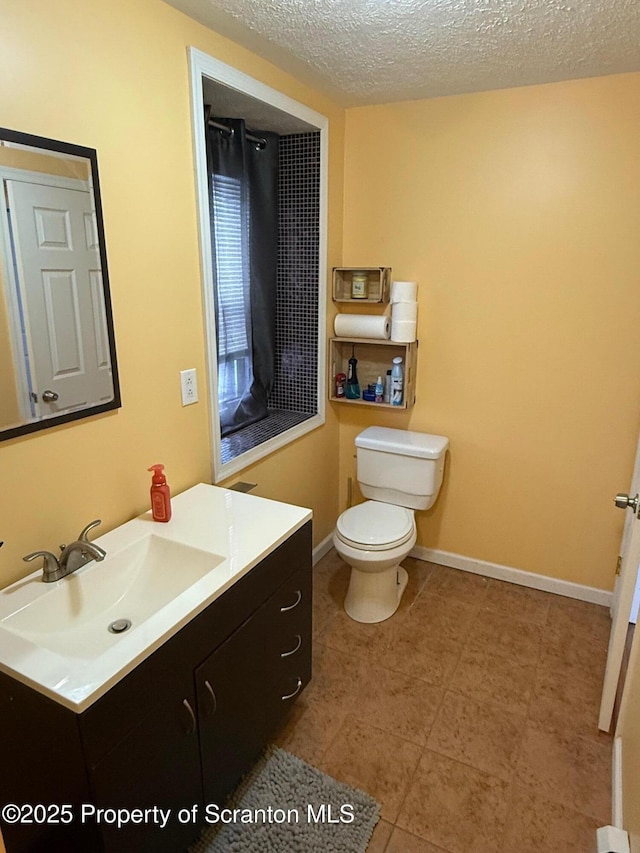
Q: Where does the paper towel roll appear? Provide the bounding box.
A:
[391,318,417,343]
[334,314,391,339]
[391,281,418,303]
[392,301,418,322]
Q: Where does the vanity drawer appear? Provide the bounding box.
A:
[265,562,312,729]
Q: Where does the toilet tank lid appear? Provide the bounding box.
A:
[356,427,449,459]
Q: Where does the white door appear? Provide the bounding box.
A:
[6,179,113,419]
[612,435,640,621]
[599,443,640,731]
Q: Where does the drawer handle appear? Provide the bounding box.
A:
[280,589,302,612]
[281,677,303,701]
[182,698,197,735]
[281,634,302,658]
[203,680,217,717]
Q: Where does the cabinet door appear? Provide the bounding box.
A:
[196,607,268,807]
[90,689,202,853]
[0,673,97,853]
[265,562,313,733]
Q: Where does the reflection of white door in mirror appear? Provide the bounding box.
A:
[0,125,120,441]
[4,176,113,422]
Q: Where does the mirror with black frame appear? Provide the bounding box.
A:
[0,127,120,441]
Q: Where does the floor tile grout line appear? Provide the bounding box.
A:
[496,772,522,853]
[387,742,427,840]
[395,746,514,851]
[425,690,526,788]
[313,555,612,850]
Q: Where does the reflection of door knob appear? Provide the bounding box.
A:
[41,390,59,403]
[614,493,639,512]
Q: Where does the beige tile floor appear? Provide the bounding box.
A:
[273,550,613,853]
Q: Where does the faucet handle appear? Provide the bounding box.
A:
[78,519,102,542]
[23,550,61,576]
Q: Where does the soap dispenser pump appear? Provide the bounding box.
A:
[148,464,172,522]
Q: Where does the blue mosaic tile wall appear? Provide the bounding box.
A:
[268,131,320,414]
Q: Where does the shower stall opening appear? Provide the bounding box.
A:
[216,129,321,465]
[190,49,327,482]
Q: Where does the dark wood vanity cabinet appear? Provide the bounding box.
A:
[89,678,202,853]
[0,521,312,853]
[196,605,268,808]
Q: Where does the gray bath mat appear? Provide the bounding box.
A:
[190,746,380,852]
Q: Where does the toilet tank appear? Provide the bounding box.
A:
[355,427,449,510]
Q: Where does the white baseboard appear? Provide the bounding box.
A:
[410,545,612,607]
[313,532,334,566]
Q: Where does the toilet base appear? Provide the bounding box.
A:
[344,564,409,624]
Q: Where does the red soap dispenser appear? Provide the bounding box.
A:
[148,464,172,522]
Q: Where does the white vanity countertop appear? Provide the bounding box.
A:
[0,484,312,712]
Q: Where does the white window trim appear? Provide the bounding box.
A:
[188,47,328,483]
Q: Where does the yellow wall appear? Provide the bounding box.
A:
[342,73,640,591]
[0,0,343,586]
[0,147,90,179]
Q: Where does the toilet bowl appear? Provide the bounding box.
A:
[333,427,448,624]
[333,500,416,622]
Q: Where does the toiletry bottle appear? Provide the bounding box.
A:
[384,369,392,404]
[391,357,404,406]
[346,346,361,399]
[148,464,172,522]
[375,375,384,403]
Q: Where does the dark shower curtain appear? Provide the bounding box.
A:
[205,113,278,436]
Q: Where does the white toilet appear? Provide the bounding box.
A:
[333,426,449,624]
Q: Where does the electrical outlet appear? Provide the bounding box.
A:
[180,368,198,406]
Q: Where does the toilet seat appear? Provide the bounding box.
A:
[336,501,415,551]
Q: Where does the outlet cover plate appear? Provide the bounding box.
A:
[180,368,198,406]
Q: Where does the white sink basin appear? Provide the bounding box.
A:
[0,483,312,711]
[0,535,223,660]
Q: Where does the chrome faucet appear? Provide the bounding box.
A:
[23,520,107,583]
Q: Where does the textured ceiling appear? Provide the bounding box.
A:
[165,0,640,105]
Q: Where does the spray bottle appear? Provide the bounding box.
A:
[346,345,360,399]
[391,357,404,406]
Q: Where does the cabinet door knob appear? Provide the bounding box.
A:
[281,634,302,658]
[281,677,303,701]
[280,589,302,612]
[181,698,197,735]
[203,680,217,717]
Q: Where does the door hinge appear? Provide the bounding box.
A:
[615,555,622,576]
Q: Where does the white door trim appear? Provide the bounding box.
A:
[599,506,640,731]
[612,432,640,622]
